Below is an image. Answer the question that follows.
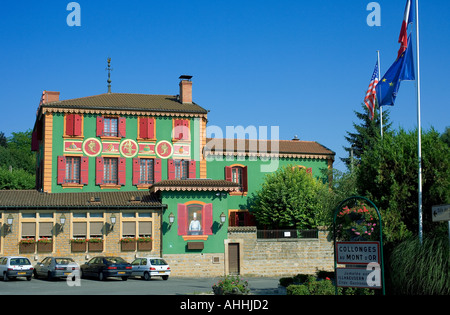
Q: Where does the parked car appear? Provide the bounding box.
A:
[130,257,170,280]
[80,256,131,281]
[34,257,79,280]
[0,256,33,281]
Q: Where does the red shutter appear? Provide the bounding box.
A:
[66,114,74,136]
[80,157,89,185]
[173,119,181,139]
[139,117,148,139]
[203,203,213,235]
[225,166,232,182]
[74,114,82,136]
[177,203,187,236]
[242,166,248,192]
[118,117,126,138]
[96,117,104,137]
[229,212,236,227]
[132,158,140,185]
[168,159,175,180]
[245,212,257,226]
[182,120,189,140]
[31,130,39,151]
[57,156,66,184]
[148,117,155,139]
[118,157,126,185]
[95,157,104,185]
[188,160,196,179]
[154,159,162,183]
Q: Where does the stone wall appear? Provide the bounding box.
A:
[227,227,334,277]
[164,227,334,278]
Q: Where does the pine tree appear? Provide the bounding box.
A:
[341,103,392,169]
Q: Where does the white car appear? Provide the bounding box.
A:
[131,257,171,280]
[0,256,34,281]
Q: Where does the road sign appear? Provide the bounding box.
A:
[336,242,380,265]
[336,266,382,289]
[432,204,450,222]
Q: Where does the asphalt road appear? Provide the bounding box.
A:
[0,276,281,295]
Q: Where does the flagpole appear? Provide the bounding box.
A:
[377,50,383,138]
[415,0,423,244]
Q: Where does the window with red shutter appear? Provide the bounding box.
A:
[173,119,189,140]
[139,117,155,139]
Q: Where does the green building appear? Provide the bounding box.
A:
[0,75,335,276]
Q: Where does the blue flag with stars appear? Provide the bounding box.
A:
[376,36,415,106]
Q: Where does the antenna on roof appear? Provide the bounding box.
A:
[106,57,113,93]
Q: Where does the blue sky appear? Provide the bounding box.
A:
[1,0,448,172]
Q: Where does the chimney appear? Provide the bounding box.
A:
[179,75,193,104]
[40,91,60,105]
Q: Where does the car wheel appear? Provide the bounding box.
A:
[47,271,54,281]
[162,275,169,280]
[98,272,104,281]
[143,272,151,281]
[26,275,32,281]
[3,272,9,281]
[121,276,128,281]
[33,270,39,279]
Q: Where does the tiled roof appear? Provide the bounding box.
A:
[0,190,163,208]
[41,93,208,115]
[205,138,335,159]
[150,179,240,193]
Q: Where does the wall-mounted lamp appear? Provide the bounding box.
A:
[110,213,116,231]
[59,213,66,232]
[6,214,13,234]
[168,212,175,228]
[219,212,226,227]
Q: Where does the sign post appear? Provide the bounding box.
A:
[432,204,450,247]
[333,196,385,295]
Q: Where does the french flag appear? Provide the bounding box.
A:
[398,0,414,59]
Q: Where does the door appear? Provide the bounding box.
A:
[228,243,240,275]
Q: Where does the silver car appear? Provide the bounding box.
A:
[0,256,33,281]
[34,257,79,280]
[131,257,171,280]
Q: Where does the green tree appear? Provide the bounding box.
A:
[250,165,328,229]
[357,128,450,243]
[441,126,450,147]
[342,104,392,169]
[0,129,36,189]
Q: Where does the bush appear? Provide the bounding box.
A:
[212,275,250,295]
[287,276,335,295]
[389,235,450,295]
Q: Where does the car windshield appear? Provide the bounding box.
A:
[105,257,127,264]
[150,259,167,266]
[55,258,74,265]
[10,258,31,266]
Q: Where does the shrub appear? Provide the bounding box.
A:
[212,275,250,295]
[389,235,450,295]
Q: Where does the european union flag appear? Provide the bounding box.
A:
[376,36,415,106]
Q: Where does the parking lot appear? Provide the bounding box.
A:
[0,276,281,295]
